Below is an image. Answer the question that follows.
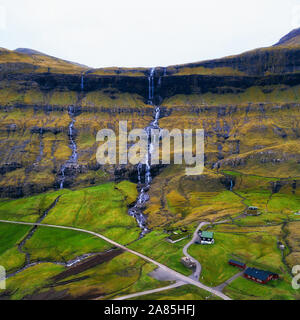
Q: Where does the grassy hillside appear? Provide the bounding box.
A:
[1,29,300,300]
[0,48,87,74]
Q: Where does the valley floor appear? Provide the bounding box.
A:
[0,169,300,300]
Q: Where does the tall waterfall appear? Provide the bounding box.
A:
[148,67,155,103]
[128,67,162,237]
[59,106,78,189]
[80,74,84,90]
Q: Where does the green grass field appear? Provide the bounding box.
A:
[0,181,140,245]
[188,230,284,287]
[24,227,112,263]
[0,190,66,222]
[224,275,299,300]
[1,172,300,300]
[4,251,168,300]
[130,284,222,300]
[43,182,140,244]
[0,223,31,272]
[2,263,66,300]
[129,230,192,276]
[0,223,31,255]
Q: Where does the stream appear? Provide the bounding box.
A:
[128,67,163,237]
[59,106,78,189]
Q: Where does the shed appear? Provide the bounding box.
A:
[228,259,246,270]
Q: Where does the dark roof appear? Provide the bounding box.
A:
[244,267,274,281]
[229,259,245,267]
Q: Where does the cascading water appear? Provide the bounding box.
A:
[81,74,84,90]
[34,127,44,164]
[128,67,162,237]
[230,179,234,191]
[68,113,78,163]
[148,67,155,103]
[59,106,78,189]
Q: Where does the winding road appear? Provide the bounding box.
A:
[0,219,231,300]
[115,221,212,300]
[182,222,209,281]
[116,219,243,300]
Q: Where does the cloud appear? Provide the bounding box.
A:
[0,5,6,30]
[0,0,298,67]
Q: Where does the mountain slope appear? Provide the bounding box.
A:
[1,29,300,301]
[0,28,300,198]
[274,27,300,47]
[0,47,88,74]
[14,48,89,68]
[166,28,300,76]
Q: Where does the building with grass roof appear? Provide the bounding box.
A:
[196,230,214,245]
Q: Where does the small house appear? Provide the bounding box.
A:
[244,267,279,284]
[166,230,190,244]
[247,206,259,215]
[196,231,214,245]
[228,259,246,270]
[181,257,196,269]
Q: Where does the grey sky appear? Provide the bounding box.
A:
[0,0,299,68]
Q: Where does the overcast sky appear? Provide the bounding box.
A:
[0,0,299,68]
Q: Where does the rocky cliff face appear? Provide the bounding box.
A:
[0,30,300,198]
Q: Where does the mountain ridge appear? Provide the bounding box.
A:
[0,28,300,198]
[0,28,298,73]
[274,27,300,47]
[14,48,89,68]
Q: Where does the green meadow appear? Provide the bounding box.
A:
[1,172,300,300]
[130,284,222,300]
[24,227,112,263]
[0,223,31,272]
[224,275,298,300]
[188,230,284,287]
[128,230,192,276]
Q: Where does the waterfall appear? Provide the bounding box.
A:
[81,74,84,90]
[34,127,44,164]
[128,67,162,237]
[59,106,78,189]
[163,67,167,76]
[158,67,166,87]
[230,180,233,191]
[148,67,155,103]
[68,111,78,162]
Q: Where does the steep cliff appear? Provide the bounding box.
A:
[0,29,300,198]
